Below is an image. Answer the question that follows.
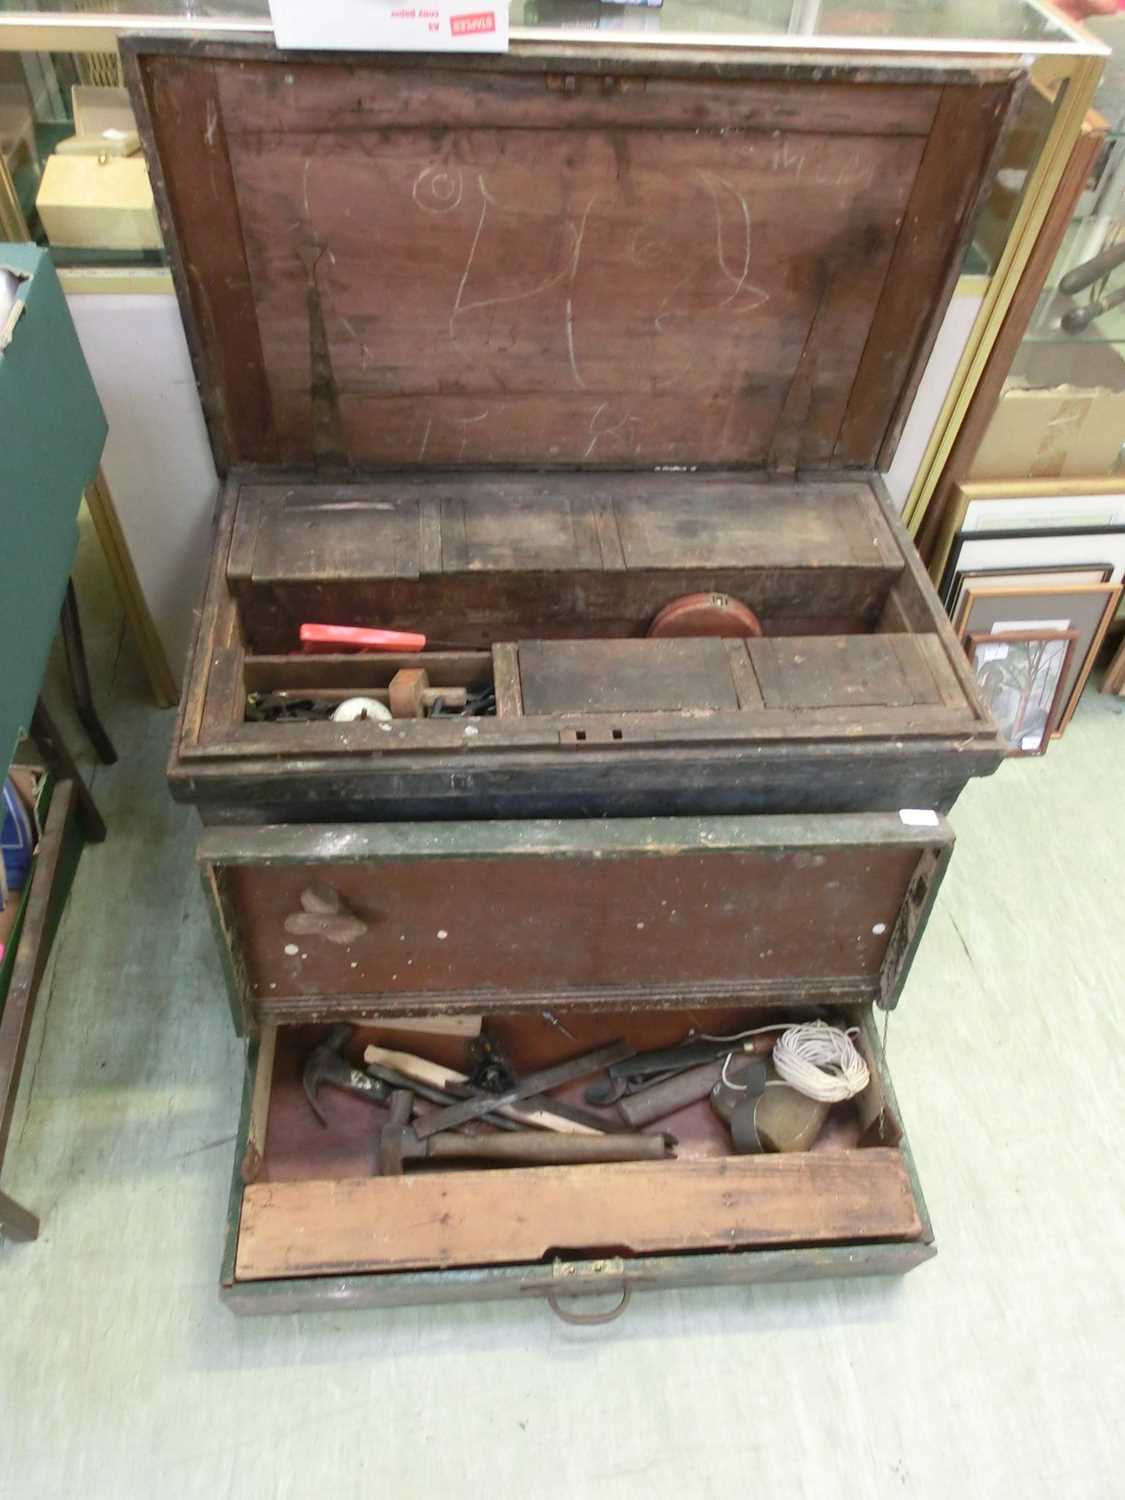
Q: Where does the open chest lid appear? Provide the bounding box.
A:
[125,40,1020,477]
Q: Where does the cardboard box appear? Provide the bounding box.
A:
[971,383,1125,481]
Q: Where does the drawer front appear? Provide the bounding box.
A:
[199,813,953,1033]
[220,1008,935,1317]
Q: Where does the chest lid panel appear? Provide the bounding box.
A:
[127,43,1019,474]
[199,812,952,1032]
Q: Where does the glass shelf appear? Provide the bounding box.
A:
[0,0,1101,53]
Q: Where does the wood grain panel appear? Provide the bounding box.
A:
[834,82,1017,467]
[519,638,741,715]
[137,58,277,468]
[217,62,941,137]
[234,1150,922,1279]
[220,113,921,467]
[220,840,920,1010]
[749,636,931,711]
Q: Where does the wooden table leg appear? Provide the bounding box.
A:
[0,1188,39,1242]
[0,780,80,1228]
[29,699,106,844]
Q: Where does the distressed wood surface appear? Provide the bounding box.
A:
[127,45,1016,473]
[835,83,1016,468]
[0,782,80,1168]
[229,474,902,652]
[519,638,742,715]
[235,1148,922,1280]
[197,813,951,1025]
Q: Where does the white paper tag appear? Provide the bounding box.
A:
[270,0,509,51]
[992,618,1069,634]
[1020,734,1043,752]
[899,809,940,827]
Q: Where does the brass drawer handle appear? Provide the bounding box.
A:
[284,882,368,947]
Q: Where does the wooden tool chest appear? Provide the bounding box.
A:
[126,38,1020,1315]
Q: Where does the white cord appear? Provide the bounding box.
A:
[772,1021,870,1102]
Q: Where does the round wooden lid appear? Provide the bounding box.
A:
[647,593,763,639]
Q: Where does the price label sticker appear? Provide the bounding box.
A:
[270,0,509,51]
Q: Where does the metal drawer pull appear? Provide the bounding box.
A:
[547,1286,632,1326]
[284,882,368,947]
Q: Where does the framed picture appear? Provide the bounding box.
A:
[947,562,1114,623]
[966,631,1078,755]
[938,526,1125,609]
[931,480,1125,587]
[955,582,1122,733]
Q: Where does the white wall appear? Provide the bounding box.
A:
[66,291,218,686]
[883,289,984,514]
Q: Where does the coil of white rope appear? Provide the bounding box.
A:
[771,1021,869,1102]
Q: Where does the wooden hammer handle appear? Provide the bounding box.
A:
[363,1044,597,1135]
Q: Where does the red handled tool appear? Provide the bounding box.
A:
[300,622,428,653]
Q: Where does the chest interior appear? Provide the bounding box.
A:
[127,46,1016,765]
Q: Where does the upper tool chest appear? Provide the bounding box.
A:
[123,42,1019,822]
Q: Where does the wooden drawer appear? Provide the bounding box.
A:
[199,813,952,1034]
[221,1004,934,1316]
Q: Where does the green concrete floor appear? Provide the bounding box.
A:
[2,522,1124,1500]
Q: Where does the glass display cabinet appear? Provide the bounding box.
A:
[972,13,1125,482]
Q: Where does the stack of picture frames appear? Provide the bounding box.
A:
[932,480,1125,756]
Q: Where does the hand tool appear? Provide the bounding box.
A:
[409,1040,633,1140]
[300,622,428,653]
[1061,282,1125,335]
[1057,241,1125,296]
[364,1058,520,1131]
[711,1055,828,1154]
[332,696,393,723]
[363,1042,601,1135]
[377,1090,674,1175]
[617,1059,724,1128]
[440,1078,611,1134]
[585,1033,774,1106]
[465,1029,517,1094]
[303,1024,390,1125]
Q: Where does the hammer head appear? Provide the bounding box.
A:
[303,1023,388,1125]
[377,1089,417,1176]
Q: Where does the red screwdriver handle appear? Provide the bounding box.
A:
[299,622,428,653]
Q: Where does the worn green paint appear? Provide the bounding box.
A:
[219,1000,935,1317]
[197,811,954,868]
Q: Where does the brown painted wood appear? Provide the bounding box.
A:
[129,57,278,469]
[0,1187,39,1242]
[235,1147,922,1280]
[835,83,1017,468]
[200,815,949,1027]
[127,44,1018,474]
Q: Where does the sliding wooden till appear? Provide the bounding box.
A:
[231,1008,925,1284]
[236,1151,922,1281]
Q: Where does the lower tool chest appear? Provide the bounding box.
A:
[224,1006,930,1317]
[201,812,946,1315]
